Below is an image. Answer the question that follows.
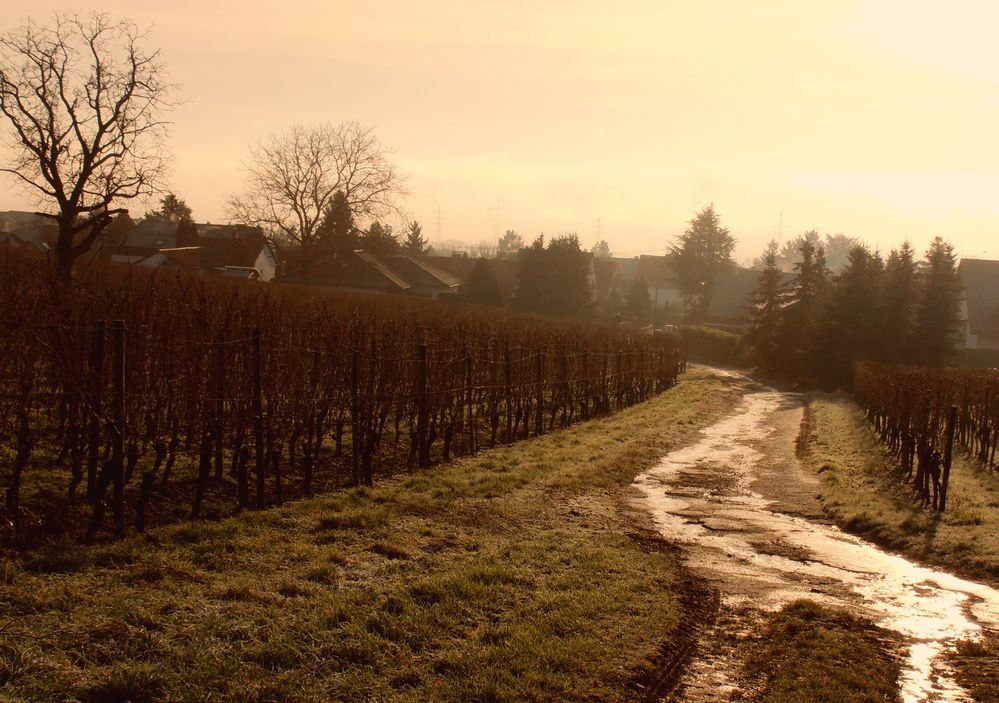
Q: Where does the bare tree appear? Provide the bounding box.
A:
[228,121,405,277]
[0,13,175,282]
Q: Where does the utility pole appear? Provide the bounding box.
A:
[435,206,443,240]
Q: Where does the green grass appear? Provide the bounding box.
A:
[747,600,901,703]
[0,368,738,702]
[802,392,999,582]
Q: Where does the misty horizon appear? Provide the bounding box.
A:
[3,1,998,264]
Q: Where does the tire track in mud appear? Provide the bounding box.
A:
[630,571,720,703]
[634,368,999,703]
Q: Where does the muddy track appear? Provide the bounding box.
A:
[633,367,999,703]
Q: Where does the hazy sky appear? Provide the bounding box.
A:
[2,1,998,264]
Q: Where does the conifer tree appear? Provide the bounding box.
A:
[912,237,963,366]
[667,204,736,319]
[513,234,592,318]
[747,242,787,371]
[781,238,829,379]
[402,221,429,255]
[316,190,357,258]
[626,275,653,325]
[463,258,504,306]
[359,221,400,258]
[821,245,883,385]
[879,242,918,363]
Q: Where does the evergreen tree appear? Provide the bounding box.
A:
[780,239,829,379]
[667,204,736,319]
[463,257,504,306]
[598,286,625,325]
[359,221,400,258]
[879,242,918,363]
[145,193,193,224]
[96,212,135,259]
[544,234,593,318]
[402,221,430,255]
[821,245,884,385]
[316,190,357,258]
[512,234,592,318]
[911,237,963,366]
[497,230,523,258]
[746,241,788,371]
[590,239,613,259]
[626,275,652,324]
[512,235,547,311]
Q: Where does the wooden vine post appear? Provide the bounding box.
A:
[535,347,545,436]
[417,343,429,468]
[251,328,265,508]
[465,349,475,455]
[939,404,958,512]
[86,319,106,502]
[351,346,361,485]
[109,320,126,536]
[504,346,513,444]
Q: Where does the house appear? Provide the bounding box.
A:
[137,233,278,281]
[706,267,764,326]
[635,255,684,313]
[958,258,999,351]
[611,255,685,316]
[0,232,46,253]
[0,211,57,248]
[593,258,622,304]
[383,256,461,299]
[279,250,410,294]
[415,254,520,304]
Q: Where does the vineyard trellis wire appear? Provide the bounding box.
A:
[0,252,685,544]
[852,361,999,512]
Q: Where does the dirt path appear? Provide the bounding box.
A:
[633,368,999,703]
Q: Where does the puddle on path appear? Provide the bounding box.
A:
[635,381,999,703]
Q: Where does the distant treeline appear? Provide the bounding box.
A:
[745,237,962,387]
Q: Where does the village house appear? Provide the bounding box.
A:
[958,258,999,352]
[278,251,462,299]
[128,223,278,281]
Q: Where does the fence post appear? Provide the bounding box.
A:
[466,350,475,455]
[351,346,361,484]
[110,319,125,536]
[535,347,545,436]
[86,320,106,502]
[616,349,623,409]
[640,348,646,401]
[504,347,513,444]
[417,344,429,468]
[582,350,590,420]
[940,404,958,512]
[602,348,609,412]
[214,337,225,480]
[251,329,265,508]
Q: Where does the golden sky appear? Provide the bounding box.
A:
[3,0,998,263]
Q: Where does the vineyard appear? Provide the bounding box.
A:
[0,252,683,546]
[853,361,999,512]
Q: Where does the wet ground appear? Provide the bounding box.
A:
[634,369,999,703]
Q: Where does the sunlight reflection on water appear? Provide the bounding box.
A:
[635,390,999,703]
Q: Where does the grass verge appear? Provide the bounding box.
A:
[801,392,999,583]
[0,368,737,702]
[746,600,901,703]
